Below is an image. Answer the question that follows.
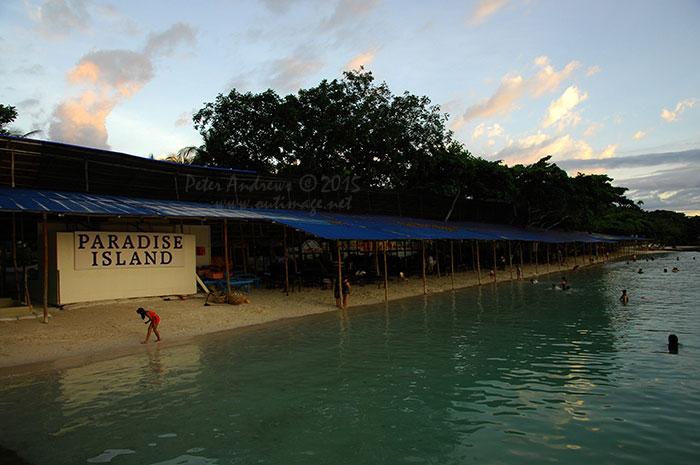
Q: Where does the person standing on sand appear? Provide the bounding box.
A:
[516,265,523,280]
[136,307,161,344]
[342,275,351,309]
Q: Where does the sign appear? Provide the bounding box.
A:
[74,232,185,269]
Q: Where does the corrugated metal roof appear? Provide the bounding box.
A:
[0,188,618,243]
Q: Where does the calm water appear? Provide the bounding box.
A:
[1,252,699,465]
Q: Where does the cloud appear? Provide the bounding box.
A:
[660,97,697,122]
[462,56,581,122]
[555,148,700,172]
[599,144,617,159]
[267,54,324,94]
[34,0,91,39]
[344,52,375,71]
[463,73,525,120]
[144,22,196,57]
[488,132,597,165]
[584,122,603,136]
[542,86,587,129]
[585,65,601,77]
[175,110,196,128]
[49,23,196,149]
[321,0,380,31]
[633,130,646,139]
[466,0,508,26]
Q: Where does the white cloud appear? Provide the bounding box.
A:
[585,65,601,77]
[267,54,324,94]
[49,23,196,149]
[344,52,375,71]
[660,97,697,122]
[462,56,581,122]
[633,130,646,139]
[584,122,603,136]
[466,0,508,26]
[542,86,588,129]
[471,122,485,140]
[599,144,617,159]
[34,0,91,39]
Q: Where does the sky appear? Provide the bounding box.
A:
[1,0,699,215]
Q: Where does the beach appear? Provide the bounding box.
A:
[0,256,623,373]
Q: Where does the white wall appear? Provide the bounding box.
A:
[56,232,196,304]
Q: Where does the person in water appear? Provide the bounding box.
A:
[560,277,569,290]
[136,307,161,344]
[668,334,680,354]
[341,275,351,309]
[619,290,628,304]
[637,268,644,274]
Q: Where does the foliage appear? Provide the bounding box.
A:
[0,104,18,135]
[193,69,451,187]
[189,74,699,243]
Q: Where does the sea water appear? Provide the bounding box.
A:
[1,252,699,465]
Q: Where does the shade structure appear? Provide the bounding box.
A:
[0,188,620,243]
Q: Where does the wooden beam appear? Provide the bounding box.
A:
[11,213,21,302]
[283,226,289,296]
[42,213,49,324]
[383,241,389,302]
[224,220,231,294]
[508,240,513,280]
[492,241,497,283]
[475,240,482,285]
[421,239,427,295]
[450,240,455,290]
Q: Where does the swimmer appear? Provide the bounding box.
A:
[668,334,680,354]
[672,267,679,273]
[530,278,538,284]
[619,290,628,304]
[641,296,650,302]
[664,268,668,273]
[136,307,161,344]
[637,268,644,274]
[560,277,569,290]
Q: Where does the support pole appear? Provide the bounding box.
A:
[492,241,497,283]
[283,226,289,295]
[383,241,389,302]
[546,243,551,273]
[475,240,482,285]
[421,239,427,295]
[375,242,380,289]
[470,239,477,278]
[224,220,231,294]
[11,213,21,302]
[574,242,578,266]
[534,242,538,275]
[337,240,342,302]
[557,244,562,272]
[42,213,49,324]
[508,240,513,280]
[450,240,455,290]
[435,240,441,278]
[520,242,525,278]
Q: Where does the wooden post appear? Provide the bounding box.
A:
[11,213,21,302]
[557,244,562,272]
[508,240,513,280]
[574,242,578,266]
[224,220,232,294]
[283,226,289,296]
[520,242,525,278]
[546,243,551,273]
[337,240,342,302]
[42,213,49,324]
[435,240,441,278]
[374,241,380,289]
[470,239,477,278]
[421,239,427,295]
[492,241,497,283]
[534,242,539,275]
[475,240,482,285]
[383,241,389,302]
[450,240,455,290]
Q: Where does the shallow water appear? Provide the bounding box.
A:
[1,252,699,465]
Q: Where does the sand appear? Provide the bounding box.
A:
[0,255,622,374]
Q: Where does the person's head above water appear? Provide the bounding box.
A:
[136,307,147,319]
[668,334,679,347]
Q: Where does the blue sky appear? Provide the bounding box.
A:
[2,0,699,214]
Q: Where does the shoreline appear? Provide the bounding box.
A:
[0,252,660,376]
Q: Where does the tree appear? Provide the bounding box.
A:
[0,104,41,137]
[0,104,18,135]
[193,69,452,187]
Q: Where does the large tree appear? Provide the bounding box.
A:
[0,104,18,135]
[193,69,452,187]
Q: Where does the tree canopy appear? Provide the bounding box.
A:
[0,104,18,135]
[189,72,698,245]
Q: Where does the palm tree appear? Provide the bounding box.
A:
[162,146,202,164]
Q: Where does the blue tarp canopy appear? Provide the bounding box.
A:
[0,188,621,243]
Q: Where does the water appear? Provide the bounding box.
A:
[2,252,699,465]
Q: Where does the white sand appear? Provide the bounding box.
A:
[0,255,622,373]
